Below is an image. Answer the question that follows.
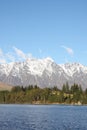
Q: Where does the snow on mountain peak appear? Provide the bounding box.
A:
[21,57,54,76]
[60,62,87,76]
[0,58,87,78]
[0,58,87,89]
[43,57,54,62]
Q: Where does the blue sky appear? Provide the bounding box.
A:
[0,0,87,65]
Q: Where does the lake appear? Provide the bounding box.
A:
[0,105,87,130]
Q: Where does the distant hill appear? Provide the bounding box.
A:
[0,82,13,91]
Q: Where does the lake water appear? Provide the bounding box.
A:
[0,105,87,130]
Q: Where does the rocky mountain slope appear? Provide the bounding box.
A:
[0,57,87,89]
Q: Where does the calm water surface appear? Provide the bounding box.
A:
[0,104,87,130]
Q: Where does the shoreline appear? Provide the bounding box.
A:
[0,102,87,106]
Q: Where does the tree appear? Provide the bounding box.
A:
[62,82,69,93]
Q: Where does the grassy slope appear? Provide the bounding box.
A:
[0,82,13,91]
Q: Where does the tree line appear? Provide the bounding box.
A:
[0,83,87,104]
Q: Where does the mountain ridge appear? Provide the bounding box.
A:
[0,57,87,89]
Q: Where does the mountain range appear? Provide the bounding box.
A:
[0,57,87,90]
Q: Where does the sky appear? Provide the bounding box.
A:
[0,0,87,65]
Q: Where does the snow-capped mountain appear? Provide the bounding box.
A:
[0,57,87,89]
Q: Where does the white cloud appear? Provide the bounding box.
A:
[6,53,15,62]
[61,45,74,56]
[0,46,33,63]
[13,46,26,60]
[0,48,6,63]
[0,49,3,57]
[13,46,33,60]
[0,59,6,64]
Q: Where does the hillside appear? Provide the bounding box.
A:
[0,82,12,91]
